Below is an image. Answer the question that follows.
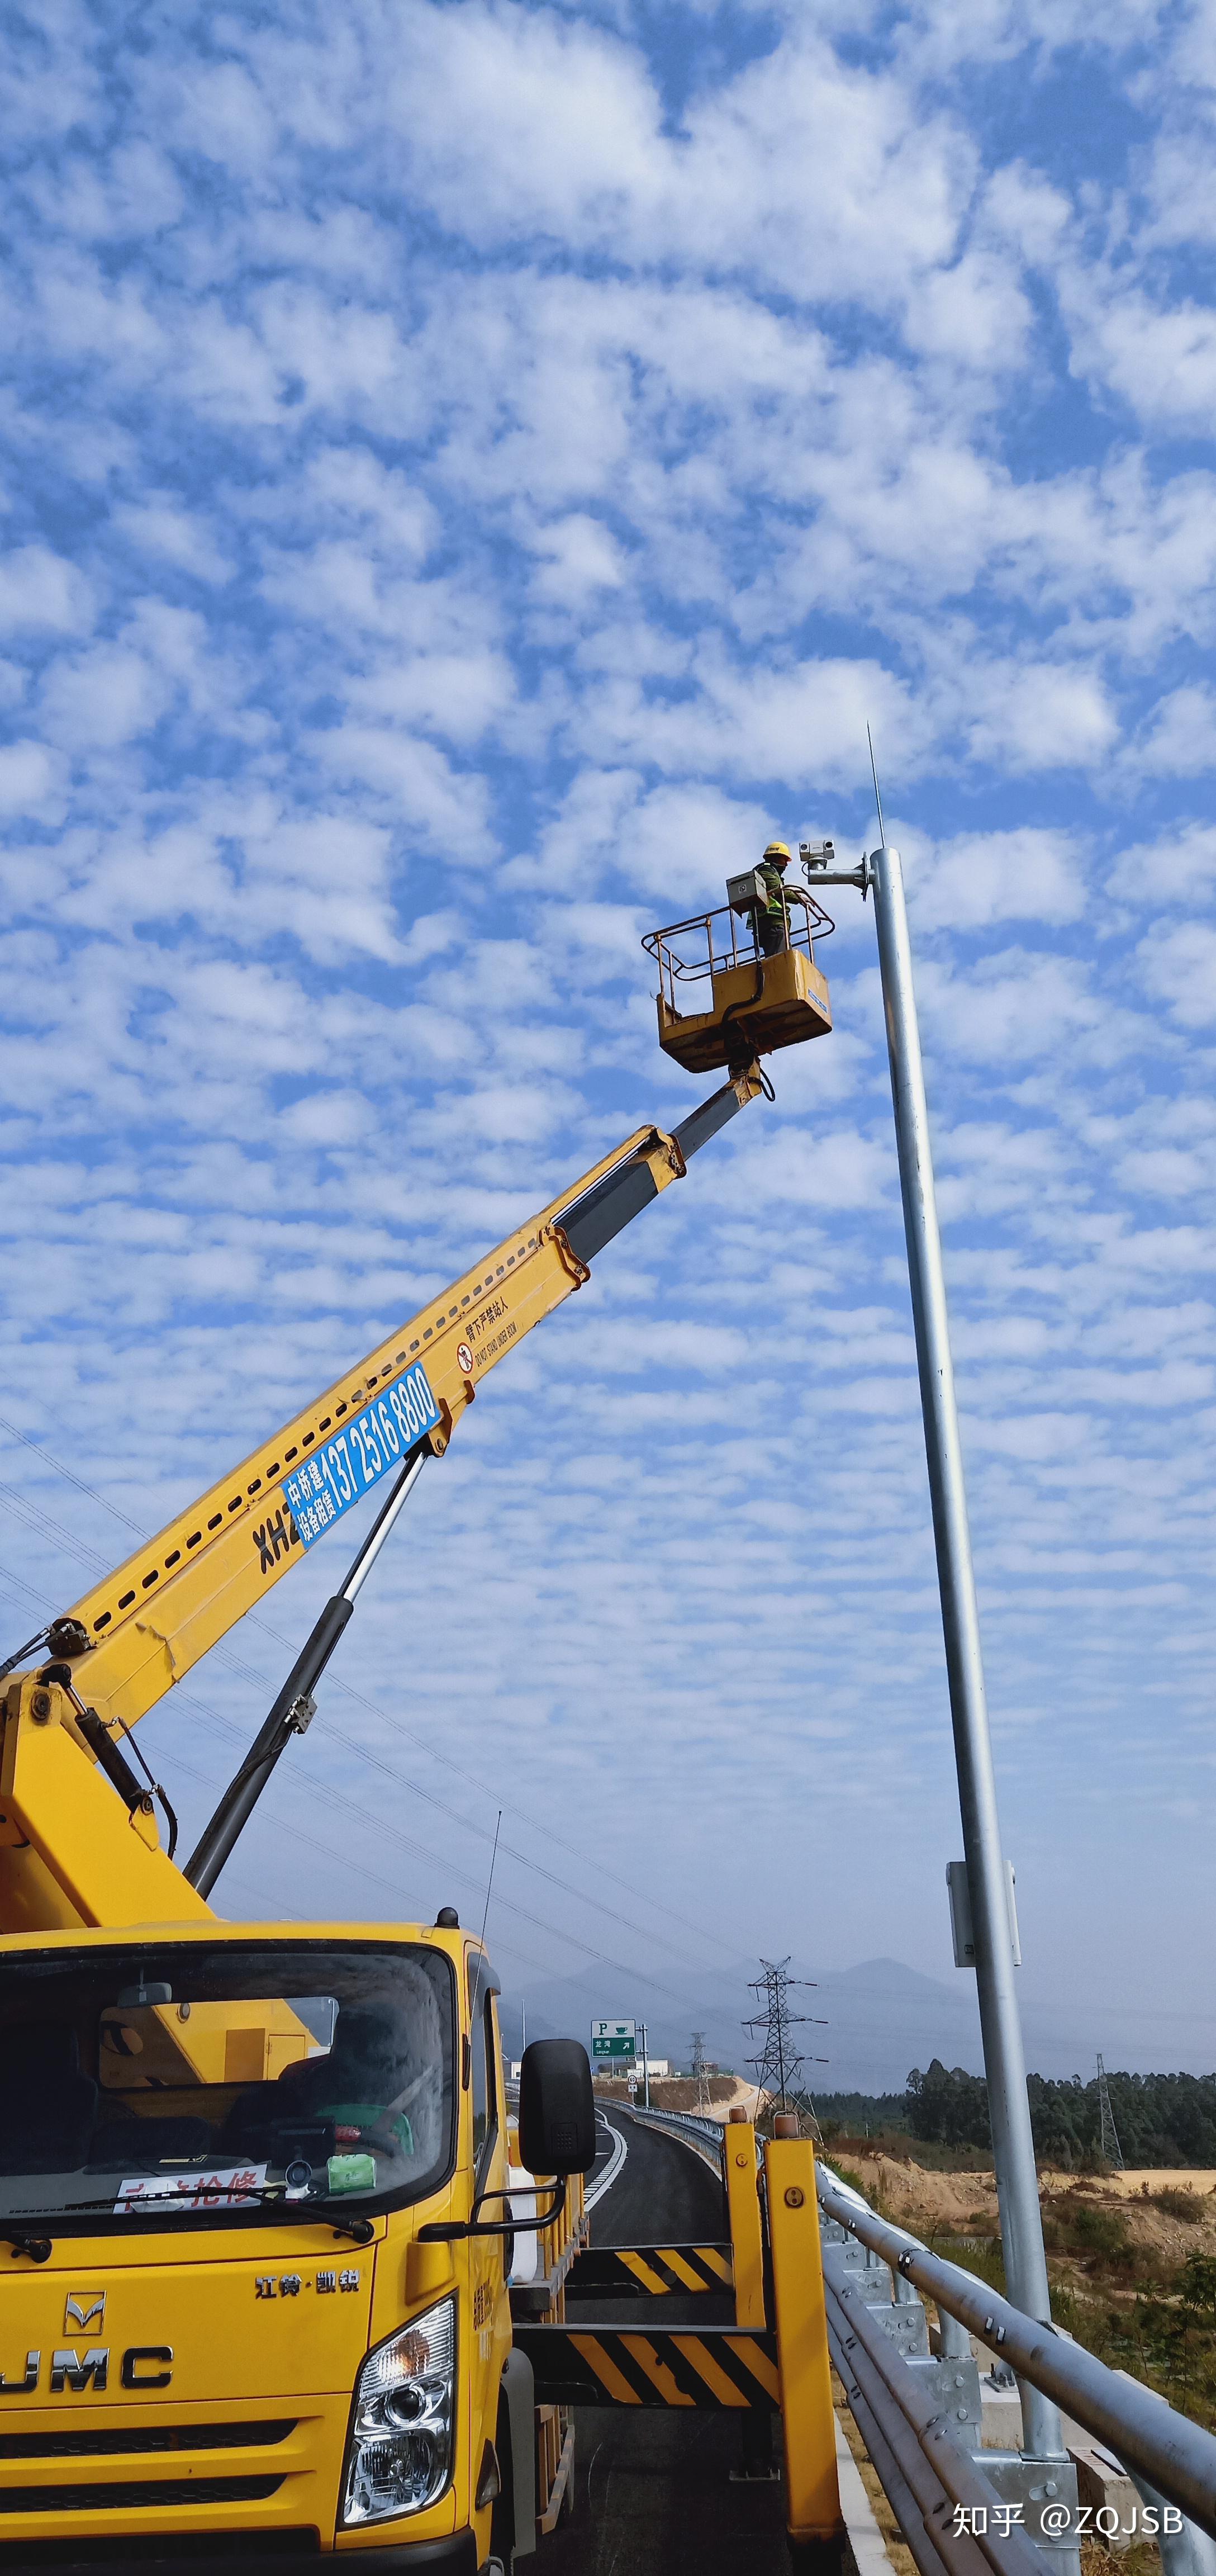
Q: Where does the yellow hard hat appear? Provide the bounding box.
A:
[763,840,792,864]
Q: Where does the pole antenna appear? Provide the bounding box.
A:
[867,722,886,848]
[478,1808,502,1954]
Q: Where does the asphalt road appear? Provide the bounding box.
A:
[587,2106,727,2253]
[541,2108,792,2576]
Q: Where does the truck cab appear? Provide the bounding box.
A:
[0,1916,585,2570]
[0,1068,787,2568]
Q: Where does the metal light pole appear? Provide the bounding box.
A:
[868,842,1066,2469]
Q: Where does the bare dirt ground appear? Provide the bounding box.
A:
[829,2153,1216,2263]
[592,2074,763,2119]
[1098,2170,1216,2201]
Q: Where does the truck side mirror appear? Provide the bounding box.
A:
[518,2039,596,2176]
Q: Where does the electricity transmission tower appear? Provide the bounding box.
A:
[1096,2054,1124,2171]
[691,2030,710,2115]
[744,1958,826,2118]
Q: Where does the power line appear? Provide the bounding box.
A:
[0,1490,714,1971]
[0,1553,550,1962]
[4,1518,1211,2081]
[274,1645,733,1967]
[0,1417,148,1535]
[0,1425,742,1969]
[0,1486,114,1572]
[234,1746,709,2004]
[0,1549,645,1992]
[0,1542,734,2010]
[137,1656,713,2000]
[168,1742,565,1987]
[0,1543,725,2006]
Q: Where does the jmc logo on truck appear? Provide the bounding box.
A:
[0,2347,173,2394]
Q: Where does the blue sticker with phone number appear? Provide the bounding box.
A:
[282,1364,440,1548]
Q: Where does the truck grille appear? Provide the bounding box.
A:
[0,2422,295,2462]
[0,2475,284,2514]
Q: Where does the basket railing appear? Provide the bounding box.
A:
[641,894,833,1016]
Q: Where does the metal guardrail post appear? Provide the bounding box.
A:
[1128,2471,1216,2576]
[766,2137,845,2562]
[938,2307,973,2363]
[869,842,1065,2482]
[824,2252,1045,2576]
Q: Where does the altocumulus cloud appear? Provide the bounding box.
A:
[0,0,1214,2069]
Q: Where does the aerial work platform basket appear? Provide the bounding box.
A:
[642,886,834,1075]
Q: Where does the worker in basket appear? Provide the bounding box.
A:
[756,839,815,955]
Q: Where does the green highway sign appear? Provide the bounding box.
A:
[591,2019,636,2060]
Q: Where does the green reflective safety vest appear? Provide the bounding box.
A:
[758,860,788,917]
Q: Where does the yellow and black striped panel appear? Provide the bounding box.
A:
[514,2324,779,2410]
[566,2243,733,2299]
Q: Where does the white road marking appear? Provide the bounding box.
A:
[585,2113,628,2212]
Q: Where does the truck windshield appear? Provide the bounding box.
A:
[0,1940,455,2231]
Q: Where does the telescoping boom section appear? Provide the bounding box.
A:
[0,1064,766,1935]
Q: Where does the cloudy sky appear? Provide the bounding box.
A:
[3,0,1215,2083]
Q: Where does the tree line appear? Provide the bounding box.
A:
[815,2062,1216,2167]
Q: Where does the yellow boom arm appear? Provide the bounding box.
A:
[58,1114,711,1731]
[2,1059,758,1788]
[0,1071,759,1931]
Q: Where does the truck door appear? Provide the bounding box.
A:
[467,1953,510,2517]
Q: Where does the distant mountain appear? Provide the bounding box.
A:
[498,1952,1209,2090]
[497,1953,986,2094]
[809,1958,984,2093]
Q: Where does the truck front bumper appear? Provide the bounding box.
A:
[0,2532,478,2575]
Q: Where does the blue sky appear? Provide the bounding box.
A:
[2,0,1215,2083]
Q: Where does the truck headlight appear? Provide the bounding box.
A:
[340,2296,455,2526]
